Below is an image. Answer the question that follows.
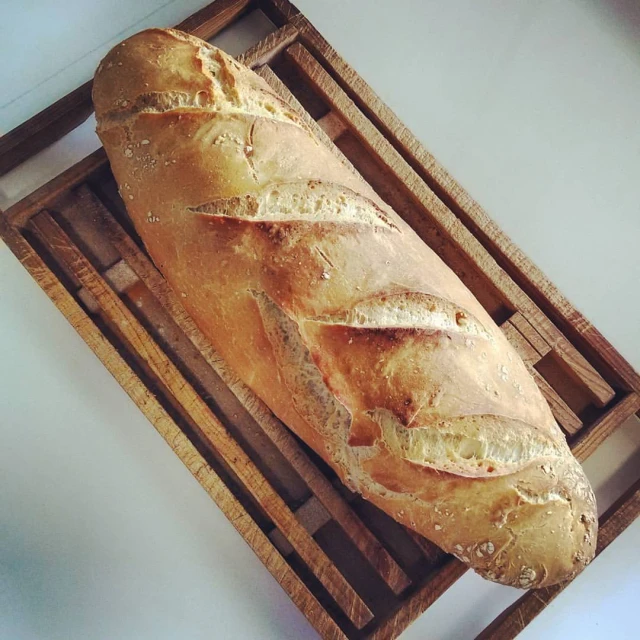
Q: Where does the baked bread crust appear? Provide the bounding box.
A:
[93,28,597,588]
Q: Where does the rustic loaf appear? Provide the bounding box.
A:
[93,28,597,588]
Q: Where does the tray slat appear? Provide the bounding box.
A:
[6,149,107,227]
[572,393,640,463]
[176,0,252,40]
[237,22,299,68]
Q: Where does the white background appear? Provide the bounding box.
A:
[1,1,639,638]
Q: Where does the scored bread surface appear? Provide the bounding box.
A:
[93,29,597,588]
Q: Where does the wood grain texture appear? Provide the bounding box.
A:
[534,388,582,440]
[7,149,107,228]
[510,312,551,358]
[476,476,640,640]
[0,215,345,640]
[501,320,542,365]
[238,22,299,68]
[501,321,582,434]
[572,393,640,463]
[175,0,252,41]
[0,81,93,179]
[257,0,300,27]
[269,496,332,555]
[90,186,410,596]
[403,529,450,567]
[29,211,374,629]
[530,369,582,436]
[369,559,467,640]
[0,0,253,180]
[77,259,138,313]
[297,22,620,407]
[329,477,444,571]
[82,267,313,508]
[548,337,615,409]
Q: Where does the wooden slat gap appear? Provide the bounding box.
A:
[269,495,332,556]
[317,111,349,141]
[256,0,301,27]
[78,258,139,313]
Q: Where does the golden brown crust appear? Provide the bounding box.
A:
[93,28,597,588]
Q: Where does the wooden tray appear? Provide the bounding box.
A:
[2,1,639,638]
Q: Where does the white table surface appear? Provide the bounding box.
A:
[1,1,639,638]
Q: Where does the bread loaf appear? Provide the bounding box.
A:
[93,28,597,588]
